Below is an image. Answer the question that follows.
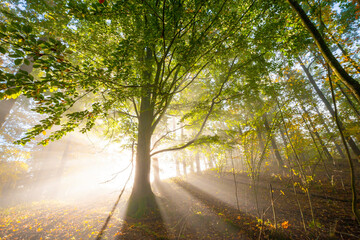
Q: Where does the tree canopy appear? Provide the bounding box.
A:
[1,0,360,219]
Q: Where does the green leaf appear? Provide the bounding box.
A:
[23,25,32,34]
[0,46,6,54]
[24,59,30,65]
[14,59,22,66]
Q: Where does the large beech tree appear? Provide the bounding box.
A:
[0,0,276,216]
[2,0,359,218]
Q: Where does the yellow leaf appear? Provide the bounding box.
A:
[42,131,46,135]
[281,221,289,229]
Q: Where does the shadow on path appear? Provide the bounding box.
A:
[172,178,260,239]
[153,180,255,239]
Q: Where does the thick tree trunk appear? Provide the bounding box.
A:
[127,93,156,217]
[288,0,360,102]
[298,58,360,157]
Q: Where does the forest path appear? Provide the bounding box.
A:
[1,170,359,239]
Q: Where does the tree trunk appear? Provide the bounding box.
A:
[263,114,284,168]
[190,161,195,173]
[208,154,214,168]
[175,156,180,176]
[337,82,360,119]
[298,58,360,157]
[183,160,187,176]
[256,125,265,152]
[0,99,16,128]
[195,152,201,173]
[127,93,156,217]
[288,0,360,102]
[0,55,35,128]
[298,101,334,164]
[313,104,346,159]
[152,157,160,183]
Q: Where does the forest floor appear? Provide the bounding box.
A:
[1,168,360,239]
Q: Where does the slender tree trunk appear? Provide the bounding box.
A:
[195,152,201,173]
[173,117,181,176]
[0,55,35,128]
[322,22,360,74]
[208,154,214,168]
[329,67,360,223]
[190,161,195,173]
[263,114,284,168]
[256,125,265,152]
[298,106,331,178]
[298,58,360,157]
[175,156,180,176]
[299,102,334,163]
[313,104,346,159]
[183,160,187,176]
[288,0,360,102]
[337,82,360,119]
[0,99,16,128]
[152,157,160,183]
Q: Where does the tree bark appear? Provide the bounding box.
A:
[127,93,156,217]
[288,0,360,102]
[127,45,156,217]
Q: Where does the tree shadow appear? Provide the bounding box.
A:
[171,178,260,239]
[115,194,169,240]
[153,180,253,240]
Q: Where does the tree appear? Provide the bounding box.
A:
[287,0,360,102]
[1,0,270,216]
[298,57,360,157]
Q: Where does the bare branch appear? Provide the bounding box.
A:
[150,57,237,156]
